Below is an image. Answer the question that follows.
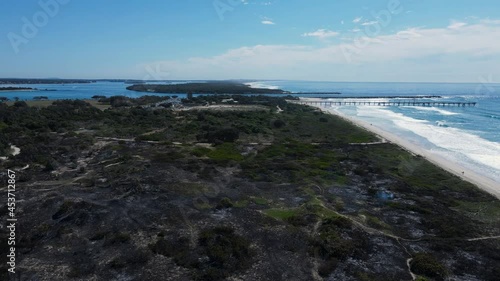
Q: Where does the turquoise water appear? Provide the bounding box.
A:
[0,82,152,100]
[2,80,499,184]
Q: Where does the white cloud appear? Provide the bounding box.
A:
[353,17,363,23]
[361,21,378,26]
[448,21,467,29]
[480,18,500,25]
[261,20,275,25]
[396,28,422,39]
[302,29,339,39]
[140,20,500,82]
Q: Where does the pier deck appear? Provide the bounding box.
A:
[289,100,477,107]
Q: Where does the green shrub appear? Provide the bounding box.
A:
[410,253,448,281]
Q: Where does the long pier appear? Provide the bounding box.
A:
[289,100,477,107]
[301,95,443,99]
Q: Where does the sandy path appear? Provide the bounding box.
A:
[0,145,21,161]
[11,145,21,156]
[305,103,500,200]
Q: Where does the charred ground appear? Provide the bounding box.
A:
[0,96,499,281]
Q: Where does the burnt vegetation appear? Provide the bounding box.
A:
[0,96,499,281]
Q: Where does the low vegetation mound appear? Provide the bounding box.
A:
[126,82,289,94]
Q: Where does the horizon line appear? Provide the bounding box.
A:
[0,77,498,85]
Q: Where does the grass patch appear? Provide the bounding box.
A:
[365,214,392,231]
[191,146,212,157]
[264,196,341,223]
[453,200,500,224]
[207,143,243,163]
[251,197,268,205]
[193,200,213,210]
[233,200,249,208]
[264,208,300,220]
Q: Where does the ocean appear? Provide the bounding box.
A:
[255,80,500,186]
[1,80,499,185]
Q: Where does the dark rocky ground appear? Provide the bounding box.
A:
[0,96,499,281]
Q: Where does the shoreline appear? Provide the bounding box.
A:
[306,102,500,200]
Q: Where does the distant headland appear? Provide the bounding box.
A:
[0,87,57,93]
[0,86,35,91]
[0,78,94,84]
[126,82,290,95]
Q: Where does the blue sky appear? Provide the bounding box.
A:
[1,0,500,82]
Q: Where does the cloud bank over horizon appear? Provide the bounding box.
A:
[139,18,500,82]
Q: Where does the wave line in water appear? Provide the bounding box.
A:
[404,106,459,116]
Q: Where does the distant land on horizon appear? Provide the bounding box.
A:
[1,78,499,85]
[0,78,95,85]
[0,86,35,91]
[126,82,290,95]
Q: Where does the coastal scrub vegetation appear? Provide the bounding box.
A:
[0,96,499,280]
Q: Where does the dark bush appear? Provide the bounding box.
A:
[206,128,240,144]
[216,197,234,209]
[13,101,28,107]
[272,119,286,128]
[109,96,132,107]
[196,227,253,280]
[318,258,339,277]
[104,232,131,245]
[410,253,448,281]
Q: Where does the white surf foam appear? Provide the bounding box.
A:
[245,82,280,90]
[435,121,448,127]
[355,106,500,181]
[404,106,459,116]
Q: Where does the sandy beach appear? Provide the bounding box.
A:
[304,101,500,200]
